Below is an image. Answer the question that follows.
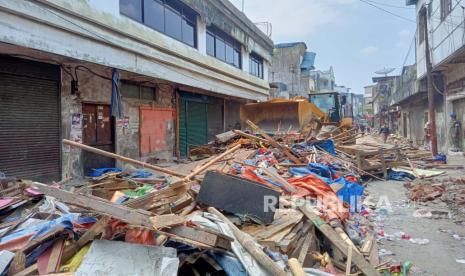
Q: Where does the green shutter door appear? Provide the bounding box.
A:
[187,101,208,152]
[179,98,188,157]
[179,94,208,157]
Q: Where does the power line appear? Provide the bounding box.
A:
[359,0,416,23]
[364,0,414,10]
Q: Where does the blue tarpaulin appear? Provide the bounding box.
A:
[292,140,336,156]
[89,168,122,177]
[387,169,415,181]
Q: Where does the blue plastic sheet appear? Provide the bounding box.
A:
[291,139,336,156]
[128,170,152,179]
[289,163,336,179]
[387,169,415,181]
[89,168,122,177]
[329,177,364,210]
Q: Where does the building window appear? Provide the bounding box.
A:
[206,26,242,68]
[120,0,197,48]
[121,82,156,101]
[249,52,264,79]
[441,0,452,20]
[120,0,143,22]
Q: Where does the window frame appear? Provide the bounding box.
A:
[206,26,242,69]
[120,81,157,102]
[249,52,264,79]
[119,0,197,48]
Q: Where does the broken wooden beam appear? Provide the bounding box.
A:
[298,206,380,276]
[183,144,241,181]
[31,182,184,229]
[62,139,186,178]
[208,207,287,276]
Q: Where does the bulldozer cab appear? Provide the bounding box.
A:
[308,92,341,124]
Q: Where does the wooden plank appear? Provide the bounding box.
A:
[183,144,241,180]
[297,232,314,265]
[345,245,353,276]
[255,213,302,240]
[299,206,380,276]
[166,226,233,250]
[208,207,287,276]
[32,183,184,229]
[150,214,185,229]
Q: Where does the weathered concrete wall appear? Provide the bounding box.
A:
[270,44,307,97]
[0,0,270,101]
[60,63,176,179]
[61,66,112,179]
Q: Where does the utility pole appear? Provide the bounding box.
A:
[422,6,438,155]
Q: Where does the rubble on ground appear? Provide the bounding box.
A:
[0,126,454,276]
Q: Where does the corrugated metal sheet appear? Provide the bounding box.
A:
[179,93,208,157]
[186,101,208,150]
[140,107,175,156]
[0,57,60,182]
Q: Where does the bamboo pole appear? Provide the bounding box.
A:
[63,139,186,178]
[183,144,241,180]
[208,207,287,276]
[232,129,269,144]
[288,258,306,276]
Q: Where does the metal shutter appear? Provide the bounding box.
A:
[186,101,208,151]
[179,93,208,157]
[0,56,60,183]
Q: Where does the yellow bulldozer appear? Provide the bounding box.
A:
[240,92,353,134]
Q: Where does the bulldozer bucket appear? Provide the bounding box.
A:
[240,99,325,133]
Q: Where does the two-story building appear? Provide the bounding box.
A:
[406,0,464,152]
[0,0,273,182]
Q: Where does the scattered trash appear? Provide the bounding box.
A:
[413,208,433,218]
[456,259,465,264]
[409,238,430,245]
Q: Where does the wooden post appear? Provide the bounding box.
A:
[208,207,287,276]
[63,139,186,178]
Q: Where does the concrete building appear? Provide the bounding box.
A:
[309,67,336,93]
[0,0,273,182]
[364,85,376,115]
[269,42,316,98]
[406,0,465,152]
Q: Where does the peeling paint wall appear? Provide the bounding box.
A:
[60,63,176,178]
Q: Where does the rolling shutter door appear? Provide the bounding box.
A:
[186,101,208,151]
[179,93,208,157]
[0,56,60,183]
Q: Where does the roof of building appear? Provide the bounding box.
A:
[274,42,307,49]
[300,52,316,70]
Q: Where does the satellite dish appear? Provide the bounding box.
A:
[375,67,396,76]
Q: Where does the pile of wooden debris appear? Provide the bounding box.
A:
[1,124,450,276]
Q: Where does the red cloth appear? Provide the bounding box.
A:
[104,219,156,245]
[288,174,348,221]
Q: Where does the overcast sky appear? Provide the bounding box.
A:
[231,0,417,94]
